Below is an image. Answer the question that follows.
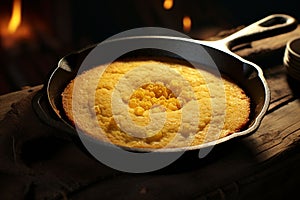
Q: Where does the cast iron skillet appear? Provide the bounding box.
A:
[33,14,297,152]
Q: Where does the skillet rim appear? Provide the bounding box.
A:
[44,35,270,152]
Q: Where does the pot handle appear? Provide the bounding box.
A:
[217,14,297,51]
[32,90,75,135]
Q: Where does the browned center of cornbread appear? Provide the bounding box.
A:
[129,83,181,116]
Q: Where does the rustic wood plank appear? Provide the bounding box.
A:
[207,25,300,62]
[200,148,300,200]
[246,99,300,161]
[66,98,300,200]
[0,85,43,121]
[235,25,300,60]
[1,25,300,200]
[0,91,121,199]
[265,65,299,111]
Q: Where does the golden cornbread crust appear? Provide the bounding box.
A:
[62,58,250,149]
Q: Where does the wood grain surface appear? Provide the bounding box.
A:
[0,26,300,200]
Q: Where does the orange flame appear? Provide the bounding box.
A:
[163,0,173,10]
[8,0,22,34]
[183,16,191,33]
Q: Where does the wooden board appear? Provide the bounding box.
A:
[1,26,300,200]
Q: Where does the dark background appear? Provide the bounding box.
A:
[0,0,299,95]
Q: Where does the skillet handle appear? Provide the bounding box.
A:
[218,14,297,50]
[32,90,75,135]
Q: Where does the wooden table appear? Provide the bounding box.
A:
[1,27,300,200]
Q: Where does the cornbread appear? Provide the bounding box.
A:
[62,58,250,149]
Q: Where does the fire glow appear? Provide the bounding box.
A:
[8,0,22,33]
[0,0,32,48]
[183,16,192,33]
[163,0,173,10]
